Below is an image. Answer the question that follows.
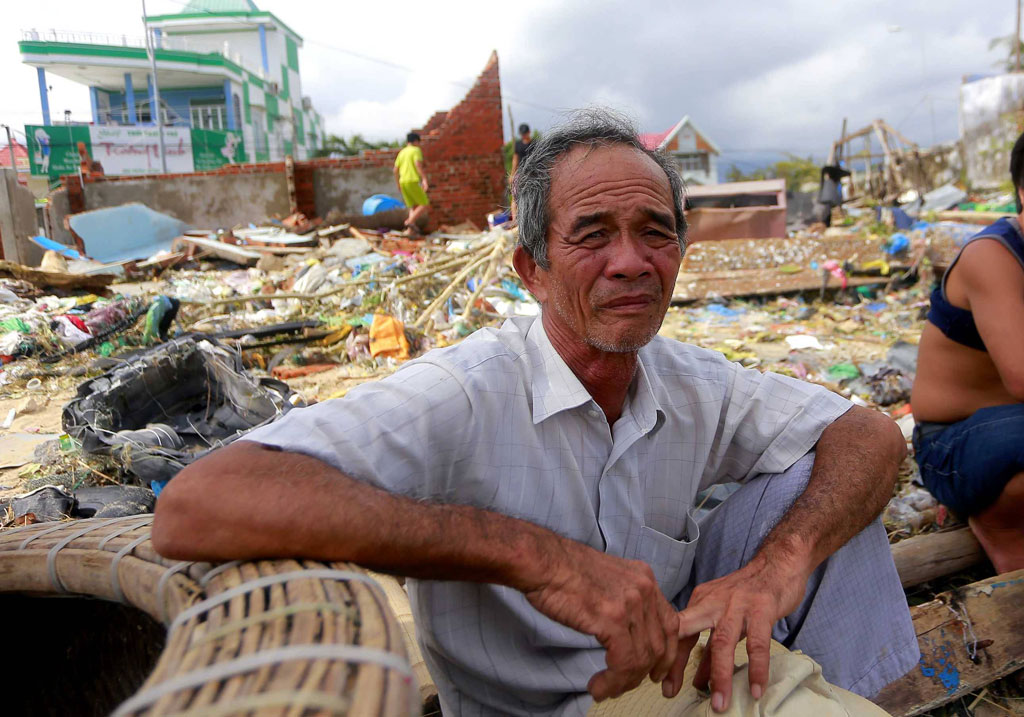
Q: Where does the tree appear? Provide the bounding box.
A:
[727,154,818,191]
[315,134,400,158]
[990,34,1024,72]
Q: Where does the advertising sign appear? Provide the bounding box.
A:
[191,128,245,171]
[25,125,91,180]
[90,126,193,175]
[25,124,245,179]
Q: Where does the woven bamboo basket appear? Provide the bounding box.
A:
[0,514,418,716]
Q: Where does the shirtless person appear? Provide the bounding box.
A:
[911,131,1024,573]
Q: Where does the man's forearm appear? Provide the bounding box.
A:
[153,441,555,591]
[753,406,905,576]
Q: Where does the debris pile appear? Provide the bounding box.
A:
[0,194,1004,549]
[0,215,537,522]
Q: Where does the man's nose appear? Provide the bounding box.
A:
[606,233,653,279]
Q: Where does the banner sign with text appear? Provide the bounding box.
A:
[25,125,244,179]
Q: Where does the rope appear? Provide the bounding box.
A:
[198,559,242,587]
[189,601,354,649]
[17,521,69,551]
[169,569,385,634]
[97,516,154,550]
[156,561,194,624]
[109,534,151,604]
[46,516,127,593]
[112,644,411,717]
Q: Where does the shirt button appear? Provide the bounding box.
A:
[588,409,601,418]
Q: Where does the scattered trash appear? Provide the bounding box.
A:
[10,484,74,525]
[786,335,825,351]
[73,485,155,518]
[62,336,298,486]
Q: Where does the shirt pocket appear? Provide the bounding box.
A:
[637,510,700,600]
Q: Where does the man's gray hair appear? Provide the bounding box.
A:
[511,109,687,269]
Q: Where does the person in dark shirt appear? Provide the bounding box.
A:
[511,123,534,176]
[911,130,1024,573]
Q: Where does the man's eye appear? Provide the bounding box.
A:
[644,229,673,241]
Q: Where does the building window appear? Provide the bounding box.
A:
[136,99,176,126]
[190,101,227,130]
[250,108,267,154]
[678,153,709,173]
[232,94,242,130]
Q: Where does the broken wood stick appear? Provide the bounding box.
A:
[873,568,1024,717]
[891,527,985,589]
[414,251,495,329]
[459,236,508,322]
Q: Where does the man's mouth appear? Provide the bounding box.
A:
[600,293,659,311]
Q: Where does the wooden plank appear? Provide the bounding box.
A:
[0,260,115,292]
[935,210,1014,224]
[179,236,260,266]
[873,569,1024,717]
[673,271,885,302]
[892,528,986,588]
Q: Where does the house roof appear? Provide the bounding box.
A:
[183,0,260,12]
[685,178,785,198]
[0,140,29,171]
[639,115,721,155]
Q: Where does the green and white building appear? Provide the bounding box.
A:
[19,0,325,178]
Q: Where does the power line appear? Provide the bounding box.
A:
[156,0,564,115]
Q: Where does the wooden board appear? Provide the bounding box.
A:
[935,210,1014,225]
[892,528,986,588]
[874,568,1024,716]
[674,270,887,302]
[179,237,260,266]
[0,260,115,292]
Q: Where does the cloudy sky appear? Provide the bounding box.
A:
[2,1,1016,174]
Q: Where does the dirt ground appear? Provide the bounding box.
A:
[0,385,76,502]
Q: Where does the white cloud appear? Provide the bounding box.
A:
[0,0,1015,164]
[328,71,467,141]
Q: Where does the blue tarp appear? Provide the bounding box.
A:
[30,235,83,260]
[67,203,189,263]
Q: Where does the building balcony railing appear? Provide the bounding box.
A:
[21,28,266,80]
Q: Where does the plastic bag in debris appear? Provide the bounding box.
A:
[883,487,939,532]
[11,484,75,524]
[62,336,300,486]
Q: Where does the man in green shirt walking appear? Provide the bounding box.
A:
[394,132,430,234]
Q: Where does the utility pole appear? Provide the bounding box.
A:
[142,0,167,172]
[2,125,16,176]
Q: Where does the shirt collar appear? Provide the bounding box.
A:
[525,316,666,433]
[526,317,593,424]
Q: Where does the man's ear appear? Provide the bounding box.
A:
[513,245,548,303]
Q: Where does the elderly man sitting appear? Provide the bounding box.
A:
[153,110,918,715]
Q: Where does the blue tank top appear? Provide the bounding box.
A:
[927,217,1024,351]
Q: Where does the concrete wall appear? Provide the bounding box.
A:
[47,53,506,236]
[0,168,41,265]
[82,173,290,229]
[312,165,395,216]
[46,188,73,246]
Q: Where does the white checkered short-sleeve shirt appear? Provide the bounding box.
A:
[245,316,851,716]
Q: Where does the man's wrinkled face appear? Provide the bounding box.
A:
[526,144,682,353]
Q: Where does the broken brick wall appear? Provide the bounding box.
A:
[49,53,506,244]
[307,51,507,227]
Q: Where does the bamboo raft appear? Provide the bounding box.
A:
[0,515,417,716]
